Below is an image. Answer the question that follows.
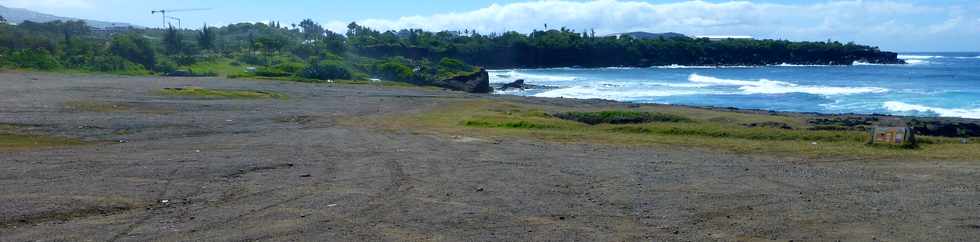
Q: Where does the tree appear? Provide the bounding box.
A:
[0,15,7,24]
[299,19,324,41]
[197,24,216,51]
[110,34,157,70]
[163,25,183,55]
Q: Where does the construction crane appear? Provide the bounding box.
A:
[166,16,182,29]
[151,8,210,28]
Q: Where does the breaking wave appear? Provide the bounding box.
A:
[883,101,980,119]
[489,70,578,83]
[533,85,709,100]
[688,74,888,95]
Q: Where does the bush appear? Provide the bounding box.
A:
[10,49,61,70]
[438,58,470,72]
[110,34,156,70]
[376,61,414,82]
[171,55,197,66]
[436,57,476,79]
[254,62,305,77]
[155,59,178,73]
[552,111,692,125]
[87,55,145,73]
[300,60,351,80]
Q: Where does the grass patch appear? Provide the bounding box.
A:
[0,126,85,150]
[353,100,980,161]
[552,111,692,125]
[159,87,287,99]
[184,58,249,78]
[63,101,131,112]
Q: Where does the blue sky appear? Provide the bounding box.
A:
[2,0,978,51]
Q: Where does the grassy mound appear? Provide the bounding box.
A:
[552,111,692,125]
[160,87,287,99]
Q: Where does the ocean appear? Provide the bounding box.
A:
[489,52,980,119]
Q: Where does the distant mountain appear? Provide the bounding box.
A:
[0,5,136,29]
[608,32,688,39]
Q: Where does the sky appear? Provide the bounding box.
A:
[1,0,978,52]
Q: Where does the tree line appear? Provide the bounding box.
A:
[0,17,903,83]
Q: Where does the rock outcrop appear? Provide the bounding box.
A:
[908,120,980,137]
[432,68,491,93]
[501,79,526,90]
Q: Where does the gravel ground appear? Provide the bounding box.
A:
[1,71,978,241]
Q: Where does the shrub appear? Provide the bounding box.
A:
[155,59,178,73]
[10,49,61,70]
[438,58,469,72]
[300,60,351,80]
[171,55,197,66]
[552,111,692,125]
[436,57,477,79]
[87,55,145,73]
[110,34,156,69]
[376,61,414,82]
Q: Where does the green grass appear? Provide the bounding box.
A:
[159,87,287,99]
[62,101,131,112]
[355,100,980,161]
[184,58,249,77]
[0,125,85,150]
[552,110,692,125]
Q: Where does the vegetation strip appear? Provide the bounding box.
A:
[159,87,287,99]
[360,100,980,160]
[1,18,901,93]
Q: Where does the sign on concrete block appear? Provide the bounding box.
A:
[869,126,914,145]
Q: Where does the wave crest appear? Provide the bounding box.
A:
[883,101,980,119]
[688,74,888,95]
[489,70,578,83]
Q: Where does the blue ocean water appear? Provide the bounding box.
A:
[490,52,980,119]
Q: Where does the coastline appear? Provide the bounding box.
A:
[3,71,980,241]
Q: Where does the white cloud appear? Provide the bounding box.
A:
[324,0,980,51]
[0,0,93,9]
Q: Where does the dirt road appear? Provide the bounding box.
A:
[1,72,978,241]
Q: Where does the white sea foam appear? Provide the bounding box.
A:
[533,85,706,100]
[897,55,941,59]
[651,64,752,69]
[775,63,834,67]
[688,74,888,95]
[488,70,578,83]
[883,101,980,119]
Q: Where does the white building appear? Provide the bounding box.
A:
[695,35,754,41]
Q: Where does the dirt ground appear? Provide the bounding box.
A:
[1,71,978,241]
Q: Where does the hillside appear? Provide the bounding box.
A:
[0,5,135,29]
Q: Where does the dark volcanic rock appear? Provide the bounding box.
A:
[501,79,526,90]
[745,121,793,130]
[433,68,491,93]
[908,120,980,137]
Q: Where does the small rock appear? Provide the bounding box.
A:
[300,174,312,178]
[476,187,485,192]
